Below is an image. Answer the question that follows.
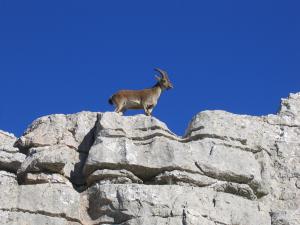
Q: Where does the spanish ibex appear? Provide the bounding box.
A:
[108,68,173,116]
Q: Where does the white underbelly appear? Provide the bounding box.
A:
[125,100,142,108]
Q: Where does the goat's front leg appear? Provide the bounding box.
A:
[115,106,124,115]
[143,104,150,116]
[143,104,153,116]
[148,107,154,116]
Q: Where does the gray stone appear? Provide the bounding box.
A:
[154,170,217,187]
[195,144,262,184]
[15,111,99,186]
[86,169,142,186]
[16,111,98,152]
[0,172,83,224]
[118,215,216,225]
[0,150,25,173]
[84,113,265,197]
[0,130,18,153]
[278,92,300,126]
[0,130,25,173]
[97,112,177,140]
[271,210,300,225]
[185,110,281,153]
[296,178,300,189]
[0,92,300,225]
[24,173,73,186]
[0,170,18,185]
[0,210,82,225]
[212,181,257,200]
[17,145,79,179]
[86,184,271,225]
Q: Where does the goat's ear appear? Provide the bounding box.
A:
[155,75,161,81]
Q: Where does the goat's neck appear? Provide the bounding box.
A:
[151,83,163,99]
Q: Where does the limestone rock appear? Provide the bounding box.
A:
[0,131,25,173]
[24,173,73,186]
[0,92,300,225]
[278,92,300,126]
[16,111,98,152]
[212,181,257,200]
[0,170,83,224]
[84,112,265,198]
[0,130,18,152]
[0,170,18,185]
[86,169,143,186]
[17,145,79,179]
[271,210,300,225]
[86,184,271,225]
[185,110,281,153]
[16,112,99,186]
[0,211,82,225]
[154,170,217,187]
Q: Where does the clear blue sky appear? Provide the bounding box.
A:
[1,1,300,137]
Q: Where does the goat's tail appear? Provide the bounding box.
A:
[108,96,114,105]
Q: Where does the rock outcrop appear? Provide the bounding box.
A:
[1,93,300,225]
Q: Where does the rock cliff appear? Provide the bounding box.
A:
[1,93,300,225]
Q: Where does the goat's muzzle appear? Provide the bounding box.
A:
[168,84,174,89]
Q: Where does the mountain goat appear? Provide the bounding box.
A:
[108,68,173,116]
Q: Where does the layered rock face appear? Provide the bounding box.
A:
[1,93,300,225]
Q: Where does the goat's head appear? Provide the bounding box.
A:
[154,68,174,90]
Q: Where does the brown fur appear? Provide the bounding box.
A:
[109,69,173,116]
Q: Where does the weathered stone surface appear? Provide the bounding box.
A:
[0,131,25,173]
[16,111,98,152]
[0,170,83,224]
[24,173,73,186]
[195,144,261,184]
[87,184,271,225]
[96,112,177,140]
[0,131,18,152]
[118,216,216,225]
[86,169,142,186]
[18,145,79,179]
[84,112,265,199]
[0,150,25,173]
[16,111,99,186]
[154,170,217,187]
[155,170,257,199]
[0,170,18,185]
[185,110,281,153]
[212,181,257,200]
[0,92,300,224]
[0,210,82,225]
[277,92,300,126]
[271,210,300,225]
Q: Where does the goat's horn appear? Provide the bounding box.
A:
[154,68,168,78]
